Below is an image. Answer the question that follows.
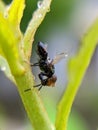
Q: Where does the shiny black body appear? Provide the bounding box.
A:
[24,42,57,91]
[24,41,57,92]
[37,42,48,60]
[31,42,57,90]
[24,41,66,92]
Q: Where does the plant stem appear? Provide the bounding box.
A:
[23,0,52,59]
[14,64,55,130]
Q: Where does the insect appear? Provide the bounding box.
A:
[24,42,67,91]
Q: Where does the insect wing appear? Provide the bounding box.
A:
[52,52,68,65]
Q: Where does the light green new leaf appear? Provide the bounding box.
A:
[56,19,98,130]
[8,0,25,26]
[0,56,16,83]
[0,13,24,75]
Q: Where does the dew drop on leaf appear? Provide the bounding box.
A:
[37,1,43,9]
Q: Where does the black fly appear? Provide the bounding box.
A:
[24,42,67,91]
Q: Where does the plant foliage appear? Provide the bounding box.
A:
[0,0,98,130]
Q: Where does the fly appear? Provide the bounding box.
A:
[24,41,67,91]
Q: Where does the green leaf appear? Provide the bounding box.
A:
[0,13,24,75]
[8,0,25,26]
[56,19,98,130]
[0,56,16,83]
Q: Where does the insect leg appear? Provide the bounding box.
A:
[30,63,39,66]
[24,84,41,92]
[38,85,43,91]
[34,84,43,91]
[24,60,39,66]
[24,88,31,92]
[33,84,41,87]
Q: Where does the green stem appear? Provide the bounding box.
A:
[55,19,98,130]
[23,0,52,59]
[0,0,55,129]
[14,64,55,130]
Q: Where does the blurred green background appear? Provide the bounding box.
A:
[0,0,98,130]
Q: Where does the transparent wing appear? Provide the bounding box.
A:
[52,52,68,65]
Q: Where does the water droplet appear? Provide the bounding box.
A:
[1,66,6,71]
[37,1,43,9]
